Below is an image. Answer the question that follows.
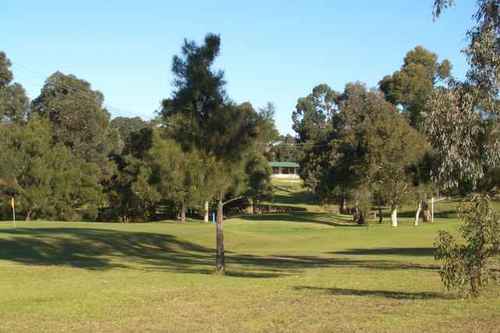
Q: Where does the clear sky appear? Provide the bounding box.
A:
[2,0,475,134]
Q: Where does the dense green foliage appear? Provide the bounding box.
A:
[0,36,276,224]
[380,46,451,129]
[0,119,102,220]
[0,51,28,123]
[291,82,429,225]
[160,34,262,202]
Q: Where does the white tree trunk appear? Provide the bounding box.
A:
[415,200,422,226]
[431,197,434,223]
[391,207,398,227]
[204,200,209,223]
[180,202,186,223]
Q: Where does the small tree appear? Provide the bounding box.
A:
[434,195,499,297]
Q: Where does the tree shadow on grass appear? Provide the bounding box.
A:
[0,227,437,277]
[334,247,436,257]
[271,184,319,205]
[381,210,457,219]
[294,286,449,300]
[0,228,213,271]
[240,212,362,228]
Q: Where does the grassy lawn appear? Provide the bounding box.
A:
[0,182,499,332]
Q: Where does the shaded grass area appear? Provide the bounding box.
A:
[294,286,446,300]
[0,226,438,277]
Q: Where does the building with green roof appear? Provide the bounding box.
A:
[269,161,300,179]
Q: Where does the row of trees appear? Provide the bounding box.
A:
[292,42,499,227]
[0,35,278,226]
[291,46,451,226]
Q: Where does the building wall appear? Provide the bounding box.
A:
[271,173,300,179]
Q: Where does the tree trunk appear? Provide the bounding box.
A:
[431,197,435,223]
[25,209,32,221]
[378,206,383,224]
[415,200,422,226]
[391,206,398,227]
[215,197,225,274]
[180,202,186,223]
[340,196,347,214]
[249,198,255,215]
[422,208,431,222]
[356,210,366,225]
[352,200,359,222]
[204,200,209,223]
[352,200,366,225]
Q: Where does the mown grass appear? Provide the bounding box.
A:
[0,182,499,332]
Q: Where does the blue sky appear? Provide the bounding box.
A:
[2,0,475,134]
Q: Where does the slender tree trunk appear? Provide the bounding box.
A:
[25,209,32,221]
[352,200,359,222]
[204,200,209,223]
[378,206,383,224]
[340,196,347,214]
[391,206,398,227]
[12,198,16,227]
[249,198,255,215]
[431,197,435,223]
[356,210,366,225]
[422,208,431,222]
[470,268,481,297]
[216,196,225,274]
[180,202,186,223]
[415,200,422,226]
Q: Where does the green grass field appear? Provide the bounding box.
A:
[0,182,499,332]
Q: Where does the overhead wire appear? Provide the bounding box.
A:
[12,62,152,118]
[11,62,332,150]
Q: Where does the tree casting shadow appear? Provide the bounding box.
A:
[241,212,362,228]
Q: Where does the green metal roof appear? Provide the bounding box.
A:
[269,161,299,168]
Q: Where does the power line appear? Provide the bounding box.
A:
[13,63,152,119]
